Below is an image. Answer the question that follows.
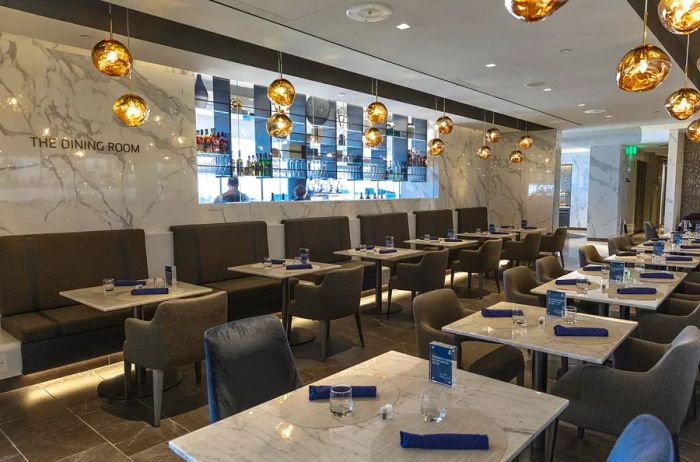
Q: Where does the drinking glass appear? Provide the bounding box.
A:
[576,276,588,293]
[475,227,482,235]
[299,248,310,264]
[563,305,577,324]
[154,277,166,288]
[601,265,610,280]
[385,236,395,249]
[512,306,527,326]
[263,257,272,268]
[420,388,447,423]
[447,229,455,239]
[423,234,431,240]
[634,255,645,273]
[103,278,115,293]
[359,244,367,253]
[329,384,353,417]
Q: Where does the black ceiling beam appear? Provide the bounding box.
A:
[0,0,552,131]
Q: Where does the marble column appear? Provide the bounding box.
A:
[664,129,684,232]
[587,145,624,239]
[561,150,590,228]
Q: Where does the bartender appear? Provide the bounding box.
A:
[214,176,249,203]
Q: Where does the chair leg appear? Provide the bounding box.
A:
[516,371,524,386]
[545,419,559,462]
[355,312,365,348]
[494,270,501,294]
[450,268,455,288]
[559,251,565,268]
[411,290,416,300]
[320,321,330,361]
[467,272,472,296]
[577,427,585,439]
[387,288,393,319]
[194,362,202,385]
[152,369,164,427]
[326,321,331,341]
[672,433,680,462]
[123,360,132,402]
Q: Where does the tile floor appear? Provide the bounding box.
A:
[0,233,696,462]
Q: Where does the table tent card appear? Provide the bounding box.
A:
[429,341,456,388]
[546,289,566,317]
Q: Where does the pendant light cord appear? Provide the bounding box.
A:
[685,34,690,85]
[642,0,648,45]
[277,52,283,78]
[108,3,113,38]
[126,8,133,93]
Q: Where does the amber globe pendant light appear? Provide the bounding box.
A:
[485,112,502,143]
[367,79,388,125]
[518,120,534,149]
[112,10,149,127]
[436,98,454,135]
[658,0,700,35]
[267,111,293,138]
[509,150,525,164]
[268,52,295,110]
[363,126,384,148]
[617,0,672,92]
[666,35,700,120]
[477,114,492,160]
[427,97,445,156]
[505,0,568,23]
[687,119,700,141]
[92,3,132,77]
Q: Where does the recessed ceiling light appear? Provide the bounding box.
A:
[577,103,586,107]
[560,48,573,53]
[542,88,552,92]
[605,115,613,118]
[396,23,410,30]
[584,108,607,114]
[525,81,547,88]
[485,63,496,68]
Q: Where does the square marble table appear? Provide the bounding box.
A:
[531,268,687,315]
[169,350,568,462]
[404,238,479,248]
[605,252,699,270]
[60,281,212,399]
[334,247,425,315]
[457,231,518,240]
[442,301,637,393]
[632,243,700,257]
[229,260,340,344]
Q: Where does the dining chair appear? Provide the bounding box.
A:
[204,315,300,423]
[539,227,568,266]
[503,266,543,306]
[579,244,606,267]
[289,266,364,361]
[502,232,541,268]
[387,249,449,318]
[550,326,700,461]
[535,256,567,283]
[413,289,524,384]
[606,414,674,462]
[644,221,660,240]
[123,292,228,426]
[450,239,502,296]
[607,235,632,255]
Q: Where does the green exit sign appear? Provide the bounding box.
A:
[625,146,638,156]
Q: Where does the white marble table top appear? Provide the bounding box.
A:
[442,302,637,364]
[404,238,479,248]
[456,231,518,240]
[229,261,340,280]
[531,268,686,311]
[632,243,700,257]
[496,227,546,235]
[59,282,212,312]
[335,247,425,261]
[168,351,568,462]
[605,253,699,269]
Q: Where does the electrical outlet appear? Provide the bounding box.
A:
[0,354,7,373]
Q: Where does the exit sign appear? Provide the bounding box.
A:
[625,146,638,156]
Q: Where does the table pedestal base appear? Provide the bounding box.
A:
[97,368,182,400]
[453,286,490,299]
[362,302,403,316]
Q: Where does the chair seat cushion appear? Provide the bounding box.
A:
[41,305,129,336]
[205,276,283,301]
[461,341,524,383]
[1,312,59,342]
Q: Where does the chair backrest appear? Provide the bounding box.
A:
[358,212,410,248]
[521,232,542,259]
[644,221,659,240]
[553,227,568,249]
[456,207,488,233]
[620,234,636,249]
[294,266,364,320]
[282,216,351,263]
[418,249,450,291]
[480,239,503,271]
[204,315,299,423]
[414,209,454,238]
[637,304,700,344]
[607,236,624,255]
[579,244,605,267]
[535,256,566,283]
[413,289,467,359]
[606,414,674,462]
[147,292,228,367]
[503,266,542,306]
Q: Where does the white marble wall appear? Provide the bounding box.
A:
[0,32,559,237]
[587,145,623,239]
[561,151,590,228]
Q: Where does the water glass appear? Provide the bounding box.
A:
[299,248,310,264]
[329,384,353,417]
[154,277,166,288]
[103,278,115,293]
[359,244,367,253]
[576,276,588,293]
[563,305,577,324]
[420,388,448,423]
[601,265,610,280]
[512,306,527,326]
[423,233,431,240]
[263,257,272,268]
[447,229,455,239]
[385,236,394,249]
[475,227,482,235]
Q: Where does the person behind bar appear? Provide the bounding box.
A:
[292,183,310,201]
[214,176,249,203]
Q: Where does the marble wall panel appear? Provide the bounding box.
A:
[587,145,623,239]
[561,151,590,228]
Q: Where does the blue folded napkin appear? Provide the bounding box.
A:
[583,265,603,271]
[642,242,655,246]
[616,252,636,257]
[481,308,513,317]
[500,225,515,229]
[130,288,169,295]
[640,272,674,279]
[308,385,377,401]
[400,432,489,450]
[617,287,657,295]
[553,325,609,337]
[651,238,668,241]
[555,279,579,286]
[523,226,538,230]
[114,280,146,286]
[491,231,510,235]
[270,259,285,265]
[681,245,700,249]
[444,238,462,242]
[666,255,692,262]
[286,263,312,270]
[379,249,398,254]
[366,245,375,250]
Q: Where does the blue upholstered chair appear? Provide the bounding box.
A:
[607,414,674,462]
[204,315,300,423]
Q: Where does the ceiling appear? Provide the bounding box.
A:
[100,0,691,130]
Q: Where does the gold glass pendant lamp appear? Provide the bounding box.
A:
[427,97,445,156]
[485,112,502,143]
[509,149,525,163]
[477,114,492,160]
[267,52,295,110]
[112,11,149,127]
[617,0,672,92]
[92,3,132,77]
[366,79,388,125]
[505,0,568,23]
[363,126,383,147]
[267,111,293,138]
[658,0,700,34]
[517,121,534,149]
[687,118,700,141]
[436,98,454,134]
[665,35,700,120]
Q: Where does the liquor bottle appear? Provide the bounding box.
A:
[203,129,211,153]
[236,154,243,176]
[245,156,251,176]
[211,130,220,154]
[220,132,228,154]
[195,130,203,152]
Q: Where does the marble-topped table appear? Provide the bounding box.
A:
[632,243,700,257]
[442,301,637,393]
[334,247,425,315]
[404,238,479,248]
[457,231,518,240]
[169,350,568,462]
[605,252,699,270]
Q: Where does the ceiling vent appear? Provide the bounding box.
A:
[346,3,394,23]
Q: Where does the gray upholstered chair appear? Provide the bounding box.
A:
[579,244,606,268]
[124,292,228,426]
[551,326,700,453]
[450,239,502,295]
[503,232,542,267]
[644,221,660,240]
[204,315,300,423]
[535,256,567,283]
[387,249,449,317]
[636,299,700,343]
[608,235,632,256]
[413,289,524,384]
[289,266,364,360]
[503,266,543,306]
[539,227,567,266]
